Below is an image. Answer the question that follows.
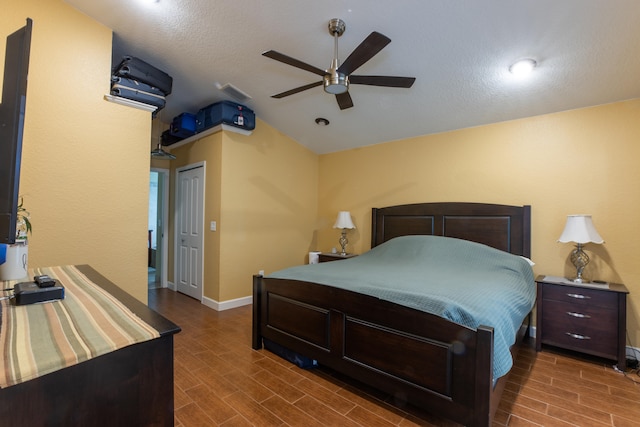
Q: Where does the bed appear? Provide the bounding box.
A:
[252,202,533,426]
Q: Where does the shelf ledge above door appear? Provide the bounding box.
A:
[165,124,253,151]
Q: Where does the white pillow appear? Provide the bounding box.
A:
[520,256,535,266]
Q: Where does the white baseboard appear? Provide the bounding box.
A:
[202,295,252,311]
[160,283,250,311]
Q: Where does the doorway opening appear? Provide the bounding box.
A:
[149,168,170,291]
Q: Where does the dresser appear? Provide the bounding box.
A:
[535,275,628,370]
[0,265,181,426]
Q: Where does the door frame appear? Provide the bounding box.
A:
[151,167,170,289]
[173,161,206,300]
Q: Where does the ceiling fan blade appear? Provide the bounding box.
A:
[262,50,326,77]
[271,81,323,98]
[337,31,391,76]
[335,92,354,110]
[350,75,416,88]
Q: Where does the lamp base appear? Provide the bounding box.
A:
[338,230,348,256]
[570,243,590,284]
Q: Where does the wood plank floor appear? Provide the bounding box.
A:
[148,288,640,427]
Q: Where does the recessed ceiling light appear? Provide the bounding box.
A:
[509,58,537,76]
[315,117,330,126]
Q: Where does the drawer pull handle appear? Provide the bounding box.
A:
[566,311,591,319]
[566,293,591,299]
[566,332,591,340]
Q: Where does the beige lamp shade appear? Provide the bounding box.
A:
[558,215,604,244]
[333,211,355,229]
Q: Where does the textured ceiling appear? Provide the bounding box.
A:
[64,0,640,154]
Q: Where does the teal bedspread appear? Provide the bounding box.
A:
[267,235,536,379]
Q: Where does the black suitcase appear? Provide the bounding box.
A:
[161,129,183,146]
[196,100,255,132]
[114,56,173,95]
[111,76,166,109]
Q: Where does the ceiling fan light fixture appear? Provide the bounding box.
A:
[264,19,415,109]
[323,72,349,94]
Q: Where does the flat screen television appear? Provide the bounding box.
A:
[0,18,32,245]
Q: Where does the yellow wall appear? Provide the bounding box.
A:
[169,119,318,302]
[3,0,152,302]
[318,99,640,348]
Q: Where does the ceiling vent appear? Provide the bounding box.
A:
[216,82,252,102]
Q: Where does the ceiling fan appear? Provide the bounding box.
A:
[263,19,416,110]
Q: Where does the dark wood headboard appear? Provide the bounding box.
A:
[371,202,531,257]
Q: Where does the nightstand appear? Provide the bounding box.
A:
[317,253,358,263]
[535,275,629,370]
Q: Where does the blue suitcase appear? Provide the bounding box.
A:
[114,56,173,95]
[111,76,166,109]
[196,101,255,132]
[170,113,197,138]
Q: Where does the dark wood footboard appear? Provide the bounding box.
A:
[253,274,499,427]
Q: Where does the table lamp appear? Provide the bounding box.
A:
[333,211,355,255]
[558,214,604,283]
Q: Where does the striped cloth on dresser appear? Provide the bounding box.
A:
[0,265,159,388]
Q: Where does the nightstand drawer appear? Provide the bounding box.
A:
[541,299,616,330]
[540,329,617,359]
[542,284,617,309]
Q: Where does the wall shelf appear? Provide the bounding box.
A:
[165,124,253,151]
[104,94,159,113]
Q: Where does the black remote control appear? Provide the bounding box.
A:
[34,275,56,288]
